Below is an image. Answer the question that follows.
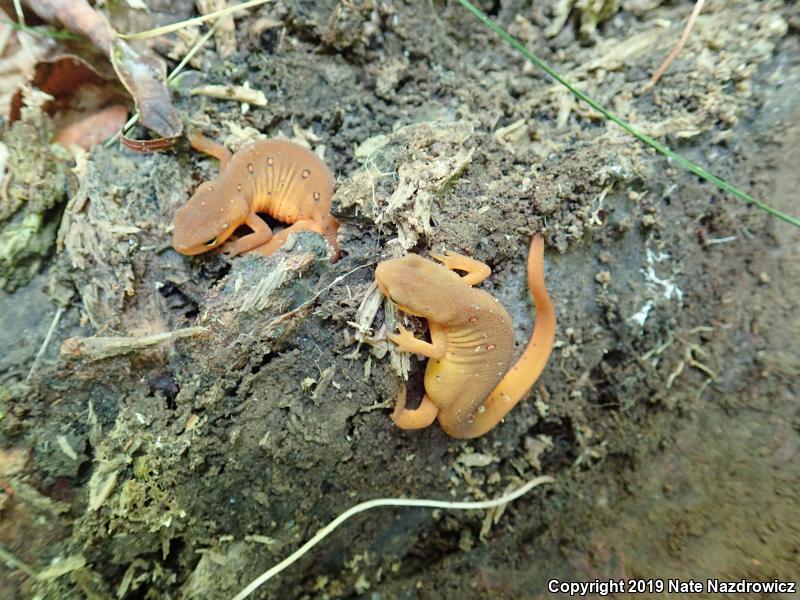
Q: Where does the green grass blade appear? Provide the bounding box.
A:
[457,0,800,228]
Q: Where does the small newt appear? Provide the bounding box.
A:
[374,234,556,439]
[172,133,340,260]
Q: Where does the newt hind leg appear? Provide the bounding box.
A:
[429,251,491,286]
[220,212,274,256]
[391,384,439,430]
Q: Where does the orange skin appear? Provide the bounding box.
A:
[172,133,340,260]
[375,235,556,439]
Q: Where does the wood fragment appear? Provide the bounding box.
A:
[37,554,86,580]
[190,83,267,106]
[60,326,208,360]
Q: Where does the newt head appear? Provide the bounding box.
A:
[375,254,464,321]
[172,181,249,255]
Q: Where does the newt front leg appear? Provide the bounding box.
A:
[388,322,447,430]
[220,212,273,256]
[429,251,491,286]
[387,322,447,358]
[248,217,339,259]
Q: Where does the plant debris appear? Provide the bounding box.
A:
[22,0,181,138]
[0,88,68,291]
[60,326,208,361]
[337,121,475,249]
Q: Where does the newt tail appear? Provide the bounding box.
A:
[442,234,556,438]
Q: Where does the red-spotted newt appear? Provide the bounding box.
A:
[375,234,556,439]
[172,133,340,260]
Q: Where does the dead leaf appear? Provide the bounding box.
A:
[23,0,113,52]
[0,11,53,115]
[22,0,182,138]
[109,36,181,137]
[9,54,130,148]
[56,104,129,148]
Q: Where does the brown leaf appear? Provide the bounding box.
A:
[56,104,129,148]
[22,0,182,138]
[21,0,112,51]
[9,55,130,149]
[109,37,181,138]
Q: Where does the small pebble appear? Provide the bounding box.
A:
[595,270,611,285]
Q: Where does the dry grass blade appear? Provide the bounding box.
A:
[641,0,706,93]
[118,0,272,41]
[12,0,26,27]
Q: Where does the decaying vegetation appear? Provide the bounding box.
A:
[0,1,798,598]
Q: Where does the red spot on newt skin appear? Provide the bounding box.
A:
[486,343,497,351]
[172,133,340,260]
[469,316,479,322]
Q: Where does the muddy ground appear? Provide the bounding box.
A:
[1,1,798,599]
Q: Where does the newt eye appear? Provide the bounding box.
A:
[205,237,218,246]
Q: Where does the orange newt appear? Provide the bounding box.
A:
[374,234,556,439]
[172,133,340,260]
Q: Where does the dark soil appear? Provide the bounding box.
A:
[1,1,798,599]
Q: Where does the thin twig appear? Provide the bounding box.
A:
[641,0,706,93]
[26,306,64,382]
[118,0,272,40]
[232,475,555,600]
